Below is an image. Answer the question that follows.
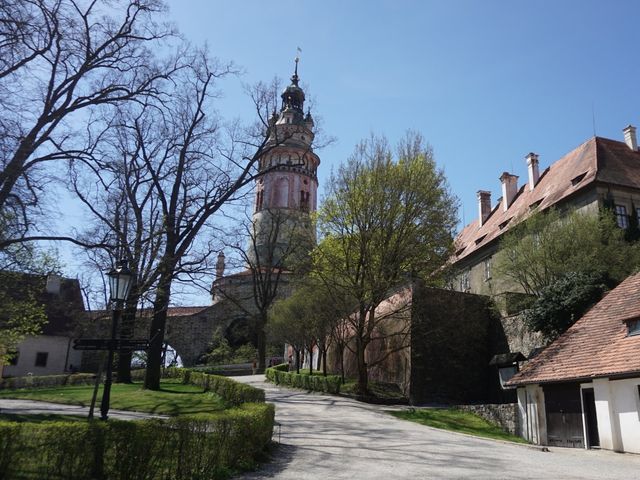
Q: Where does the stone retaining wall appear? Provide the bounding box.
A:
[457,403,520,436]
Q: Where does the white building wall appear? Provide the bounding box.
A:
[593,377,622,451]
[609,377,640,454]
[2,335,81,377]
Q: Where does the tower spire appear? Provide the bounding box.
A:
[292,47,301,85]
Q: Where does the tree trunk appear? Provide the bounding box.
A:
[295,349,300,374]
[309,347,313,376]
[256,313,267,373]
[144,275,171,390]
[116,298,138,383]
[339,346,345,384]
[322,347,327,376]
[356,335,368,395]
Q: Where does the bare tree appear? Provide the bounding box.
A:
[0,0,175,246]
[214,207,313,371]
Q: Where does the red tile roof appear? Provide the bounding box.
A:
[507,272,640,386]
[89,306,210,319]
[453,137,640,263]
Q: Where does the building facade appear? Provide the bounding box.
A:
[507,272,640,453]
[1,274,85,378]
[450,126,640,356]
[452,126,640,301]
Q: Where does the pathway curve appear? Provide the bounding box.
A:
[234,375,640,480]
[0,398,167,420]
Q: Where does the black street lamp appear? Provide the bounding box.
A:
[100,260,133,420]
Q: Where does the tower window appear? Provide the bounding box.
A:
[300,190,310,211]
[255,190,264,212]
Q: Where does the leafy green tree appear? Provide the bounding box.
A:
[314,132,458,394]
[523,272,607,341]
[0,272,47,365]
[495,208,640,296]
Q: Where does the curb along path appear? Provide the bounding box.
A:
[0,398,167,420]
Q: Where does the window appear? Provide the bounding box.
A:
[8,350,19,366]
[571,172,587,186]
[484,258,492,281]
[460,269,470,292]
[628,319,640,336]
[300,190,310,211]
[615,205,629,229]
[35,352,48,367]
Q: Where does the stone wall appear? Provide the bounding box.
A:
[457,403,520,436]
[410,284,512,405]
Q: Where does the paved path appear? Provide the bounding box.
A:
[233,375,640,480]
[0,398,166,420]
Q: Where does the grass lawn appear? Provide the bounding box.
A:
[0,380,226,416]
[341,380,407,402]
[390,408,528,444]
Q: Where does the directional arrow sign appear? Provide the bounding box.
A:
[73,338,149,351]
[73,338,114,351]
[117,339,149,351]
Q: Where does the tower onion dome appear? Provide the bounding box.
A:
[281,61,305,113]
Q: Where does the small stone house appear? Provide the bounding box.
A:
[507,272,640,453]
[1,273,86,378]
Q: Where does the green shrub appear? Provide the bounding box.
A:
[265,367,341,394]
[161,367,265,405]
[272,363,289,372]
[0,373,96,390]
[0,403,274,480]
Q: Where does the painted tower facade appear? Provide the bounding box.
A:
[248,60,320,268]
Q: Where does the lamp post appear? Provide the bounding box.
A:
[100,260,133,421]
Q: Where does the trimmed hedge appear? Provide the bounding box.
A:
[130,367,265,406]
[266,367,341,394]
[0,402,275,480]
[0,373,96,390]
[271,363,289,372]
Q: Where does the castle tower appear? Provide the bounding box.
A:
[249,58,320,269]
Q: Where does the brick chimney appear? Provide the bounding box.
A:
[526,153,539,191]
[477,190,492,227]
[623,125,638,151]
[500,172,519,212]
[46,273,62,295]
[215,251,225,279]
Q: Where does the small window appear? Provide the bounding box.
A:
[8,350,19,366]
[615,205,629,229]
[628,319,640,336]
[35,352,48,367]
[571,172,587,186]
[484,258,492,281]
[499,218,511,230]
[475,234,487,245]
[529,199,543,210]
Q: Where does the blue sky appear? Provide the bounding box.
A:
[167,0,640,225]
[60,0,640,305]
